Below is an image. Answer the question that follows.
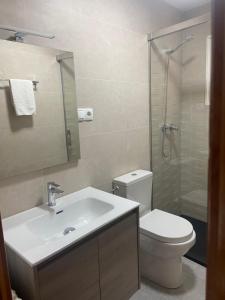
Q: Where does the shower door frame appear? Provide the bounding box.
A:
[148,13,210,42]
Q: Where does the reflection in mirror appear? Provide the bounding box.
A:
[57,53,80,161]
[0,39,80,179]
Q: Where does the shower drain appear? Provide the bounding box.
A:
[63,227,76,235]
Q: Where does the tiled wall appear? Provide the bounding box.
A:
[0,0,181,217]
[151,33,182,214]
[151,6,210,221]
[180,15,210,222]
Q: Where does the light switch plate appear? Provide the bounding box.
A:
[78,108,94,122]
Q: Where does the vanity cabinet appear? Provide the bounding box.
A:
[6,210,139,300]
[38,239,100,300]
[99,213,139,300]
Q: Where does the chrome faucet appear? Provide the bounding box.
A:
[47,182,64,207]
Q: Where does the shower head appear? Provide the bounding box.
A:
[164,35,194,54]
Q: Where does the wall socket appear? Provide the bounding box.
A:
[77,108,94,122]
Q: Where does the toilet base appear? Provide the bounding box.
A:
[140,249,183,288]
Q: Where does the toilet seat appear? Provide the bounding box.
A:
[140,209,193,243]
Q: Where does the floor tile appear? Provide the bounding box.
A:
[130,258,206,300]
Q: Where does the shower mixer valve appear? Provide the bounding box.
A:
[161,123,179,132]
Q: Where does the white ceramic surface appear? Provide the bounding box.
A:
[140,231,196,288]
[114,169,196,289]
[113,169,153,215]
[3,187,139,266]
[140,209,194,243]
[113,170,152,186]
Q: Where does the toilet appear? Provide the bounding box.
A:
[113,170,196,289]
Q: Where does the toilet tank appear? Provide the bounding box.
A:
[113,170,153,215]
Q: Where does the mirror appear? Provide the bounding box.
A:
[0,39,80,179]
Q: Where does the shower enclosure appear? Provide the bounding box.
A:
[149,14,210,265]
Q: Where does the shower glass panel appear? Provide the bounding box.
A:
[150,22,210,224]
[151,31,183,215]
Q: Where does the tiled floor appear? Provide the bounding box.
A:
[130,258,206,300]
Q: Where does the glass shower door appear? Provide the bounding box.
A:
[151,31,182,215]
[150,21,210,265]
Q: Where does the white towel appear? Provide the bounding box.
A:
[9,79,36,116]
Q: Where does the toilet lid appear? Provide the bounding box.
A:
[140,209,193,243]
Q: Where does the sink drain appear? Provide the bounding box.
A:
[63,227,76,235]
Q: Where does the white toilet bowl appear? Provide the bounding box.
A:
[140,209,196,288]
[113,170,196,289]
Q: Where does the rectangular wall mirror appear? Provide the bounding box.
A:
[0,39,80,179]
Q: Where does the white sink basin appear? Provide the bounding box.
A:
[27,198,114,241]
[3,187,139,266]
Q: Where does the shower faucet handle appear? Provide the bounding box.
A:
[161,123,179,132]
[170,124,179,131]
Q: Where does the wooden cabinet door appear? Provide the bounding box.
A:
[38,238,100,300]
[98,212,139,300]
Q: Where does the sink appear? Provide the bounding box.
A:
[3,187,139,266]
[27,198,114,241]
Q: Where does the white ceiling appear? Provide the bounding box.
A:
[163,0,210,11]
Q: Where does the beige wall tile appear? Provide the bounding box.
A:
[180,17,210,222]
[0,171,44,217]
[0,0,181,217]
